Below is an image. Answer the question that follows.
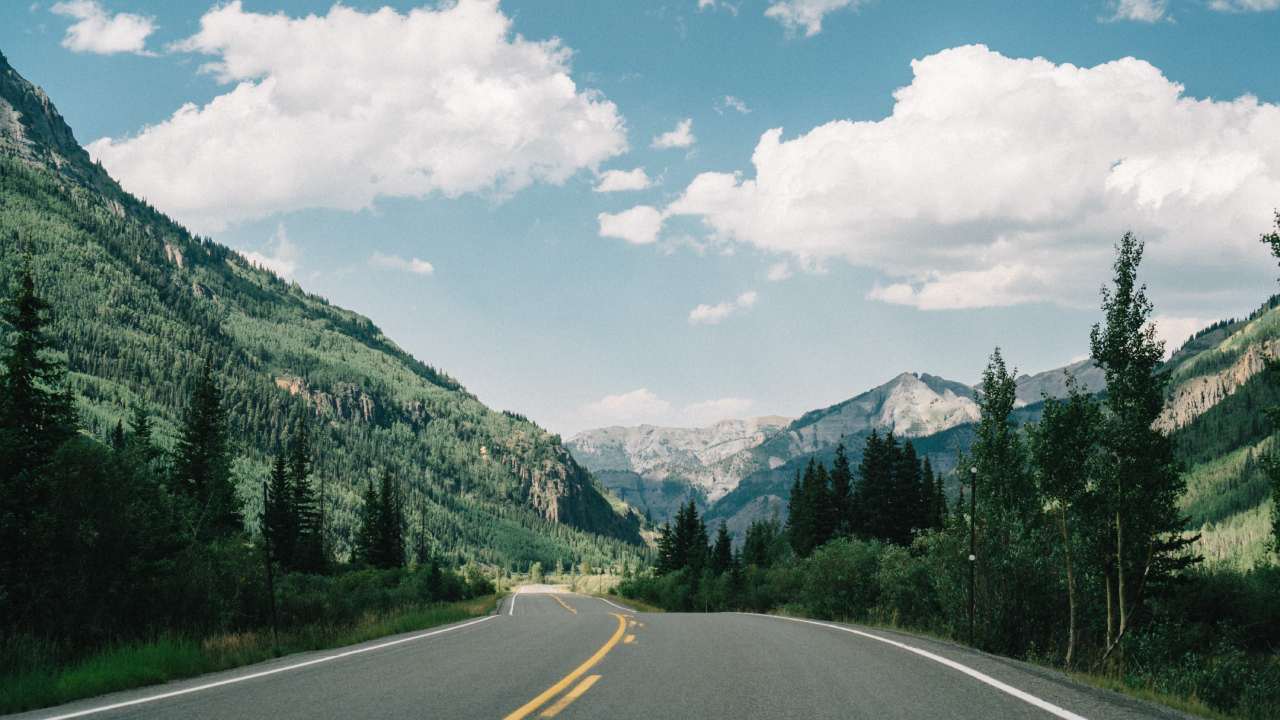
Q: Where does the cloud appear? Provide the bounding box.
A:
[658,45,1280,316]
[598,205,665,245]
[698,0,740,15]
[651,118,696,149]
[766,262,793,282]
[581,388,672,425]
[369,251,434,276]
[764,0,868,37]
[85,1,626,233]
[1209,0,1280,11]
[689,290,758,325]
[1153,315,1207,356]
[1107,0,1168,22]
[684,397,754,425]
[239,223,298,279]
[594,167,652,192]
[51,0,155,55]
[579,389,754,427]
[715,95,751,115]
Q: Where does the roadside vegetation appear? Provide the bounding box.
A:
[621,227,1280,720]
[0,256,495,713]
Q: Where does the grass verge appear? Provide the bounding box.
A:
[0,595,496,715]
[597,594,663,613]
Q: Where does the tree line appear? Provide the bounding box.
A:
[0,255,487,659]
[622,230,1280,720]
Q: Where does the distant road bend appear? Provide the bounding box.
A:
[15,587,1193,720]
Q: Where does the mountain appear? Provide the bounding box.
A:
[0,51,641,569]
[570,373,980,524]
[1015,358,1106,405]
[567,416,790,520]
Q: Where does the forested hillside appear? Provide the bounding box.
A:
[0,50,642,571]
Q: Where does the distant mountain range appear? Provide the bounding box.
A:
[570,309,1280,568]
[0,50,642,569]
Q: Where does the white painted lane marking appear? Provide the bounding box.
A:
[509,592,517,616]
[594,596,634,613]
[37,615,498,720]
[743,614,1088,720]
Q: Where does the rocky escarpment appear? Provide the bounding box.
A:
[1157,339,1280,432]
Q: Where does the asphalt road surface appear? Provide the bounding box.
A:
[12,588,1195,720]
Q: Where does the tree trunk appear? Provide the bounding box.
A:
[1058,507,1077,668]
[1116,509,1127,639]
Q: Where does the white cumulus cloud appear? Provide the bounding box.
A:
[598,205,665,245]
[764,0,868,37]
[651,118,696,149]
[660,45,1280,316]
[581,389,672,426]
[239,223,298,279]
[689,290,758,325]
[594,167,652,193]
[86,0,627,233]
[683,397,754,425]
[369,252,434,276]
[51,0,155,55]
[1153,315,1208,356]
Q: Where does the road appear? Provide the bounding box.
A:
[12,587,1193,720]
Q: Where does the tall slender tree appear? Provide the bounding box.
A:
[829,443,855,536]
[711,521,734,575]
[1090,233,1195,656]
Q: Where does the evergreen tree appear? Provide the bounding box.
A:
[829,443,855,536]
[288,424,323,572]
[655,521,676,574]
[377,467,405,569]
[711,522,734,575]
[0,256,77,626]
[892,439,924,543]
[1090,233,1196,655]
[110,419,126,451]
[786,467,810,556]
[172,358,241,540]
[263,454,295,568]
[741,517,782,568]
[355,478,382,566]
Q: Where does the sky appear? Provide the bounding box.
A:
[3,0,1280,436]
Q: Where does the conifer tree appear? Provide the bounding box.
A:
[741,517,781,568]
[829,443,855,536]
[893,440,923,543]
[173,357,241,540]
[263,454,295,567]
[378,467,405,569]
[288,424,323,572]
[0,256,77,625]
[711,521,734,575]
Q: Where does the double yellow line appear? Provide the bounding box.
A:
[503,612,628,719]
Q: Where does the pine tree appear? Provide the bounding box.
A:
[356,479,382,566]
[829,443,855,536]
[741,517,781,568]
[892,439,924,543]
[288,424,323,572]
[711,521,734,575]
[1090,233,1195,656]
[110,419,126,451]
[378,468,405,569]
[172,357,241,540]
[0,255,77,626]
[656,521,676,574]
[263,454,295,568]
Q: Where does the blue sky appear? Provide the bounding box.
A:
[4,0,1280,435]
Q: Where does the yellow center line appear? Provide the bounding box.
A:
[552,595,578,615]
[503,613,627,720]
[538,675,601,718]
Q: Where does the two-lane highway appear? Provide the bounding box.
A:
[11,588,1195,719]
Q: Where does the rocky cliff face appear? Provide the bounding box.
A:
[1158,338,1280,432]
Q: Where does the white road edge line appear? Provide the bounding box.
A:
[36,615,498,720]
[742,614,1088,720]
[509,592,517,616]
[595,596,634,613]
